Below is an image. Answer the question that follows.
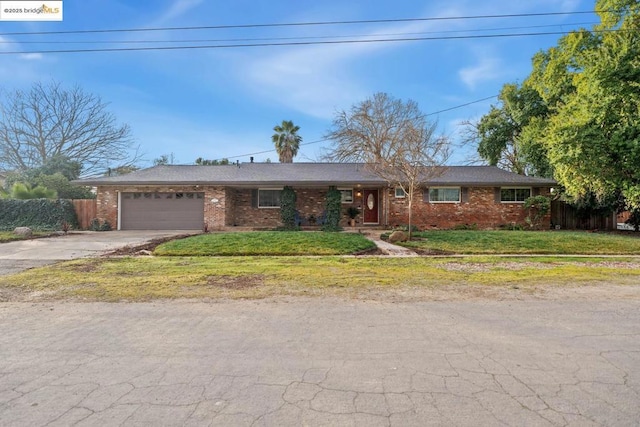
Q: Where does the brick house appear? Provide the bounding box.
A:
[76,163,555,230]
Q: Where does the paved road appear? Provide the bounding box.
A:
[0,231,196,275]
[1,298,638,426]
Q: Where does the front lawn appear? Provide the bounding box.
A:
[401,230,640,255]
[154,231,377,256]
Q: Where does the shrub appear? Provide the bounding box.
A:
[280,186,297,230]
[524,195,551,230]
[89,218,112,231]
[0,199,78,231]
[322,186,342,231]
[452,223,478,230]
[498,223,526,231]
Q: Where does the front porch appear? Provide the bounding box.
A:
[220,186,385,229]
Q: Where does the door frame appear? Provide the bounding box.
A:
[362,189,380,225]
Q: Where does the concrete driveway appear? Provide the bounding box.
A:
[0,231,196,275]
[0,297,638,426]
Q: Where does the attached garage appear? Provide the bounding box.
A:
[120,192,204,230]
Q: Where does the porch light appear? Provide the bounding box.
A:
[355,190,362,197]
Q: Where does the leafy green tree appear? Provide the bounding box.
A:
[272,120,302,163]
[153,153,175,166]
[525,0,640,210]
[34,173,95,199]
[468,83,550,176]
[195,157,229,165]
[3,155,94,199]
[9,182,57,199]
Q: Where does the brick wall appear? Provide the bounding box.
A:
[387,187,552,229]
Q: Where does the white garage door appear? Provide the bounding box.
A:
[121,192,204,230]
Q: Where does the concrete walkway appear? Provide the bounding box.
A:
[361,231,418,256]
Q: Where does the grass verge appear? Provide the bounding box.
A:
[1,256,639,302]
[402,230,640,254]
[154,231,377,256]
[0,231,51,243]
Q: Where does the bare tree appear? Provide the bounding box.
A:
[0,81,136,176]
[325,93,450,238]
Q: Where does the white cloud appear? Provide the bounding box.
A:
[20,53,43,61]
[458,56,505,90]
[234,16,457,119]
[153,0,203,25]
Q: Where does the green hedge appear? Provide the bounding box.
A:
[0,199,79,231]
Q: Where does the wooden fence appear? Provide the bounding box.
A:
[550,200,617,231]
[72,199,97,230]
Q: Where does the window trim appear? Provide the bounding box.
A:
[428,187,461,204]
[338,188,354,204]
[394,187,406,199]
[257,188,282,209]
[500,187,532,203]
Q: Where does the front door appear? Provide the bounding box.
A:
[363,189,379,224]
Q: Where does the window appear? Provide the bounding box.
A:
[395,187,406,198]
[339,189,353,204]
[428,187,460,203]
[501,188,531,202]
[258,189,281,208]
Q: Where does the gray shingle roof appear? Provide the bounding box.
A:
[75,163,556,187]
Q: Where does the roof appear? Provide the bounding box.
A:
[74,163,556,187]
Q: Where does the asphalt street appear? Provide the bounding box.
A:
[1,297,639,426]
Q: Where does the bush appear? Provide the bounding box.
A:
[0,199,78,231]
[452,223,478,230]
[280,186,297,230]
[498,223,526,231]
[524,195,551,230]
[322,186,342,232]
[89,218,112,231]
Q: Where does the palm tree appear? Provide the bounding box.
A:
[272,120,302,163]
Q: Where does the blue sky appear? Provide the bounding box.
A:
[0,0,599,169]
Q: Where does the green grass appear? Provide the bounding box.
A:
[154,231,377,256]
[401,230,640,255]
[1,256,639,301]
[0,231,49,243]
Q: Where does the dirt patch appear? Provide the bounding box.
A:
[206,275,265,290]
[105,234,196,256]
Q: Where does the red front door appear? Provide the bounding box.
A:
[363,189,379,224]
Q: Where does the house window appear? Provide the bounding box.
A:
[395,187,406,198]
[258,189,282,208]
[501,188,531,202]
[339,188,353,204]
[428,187,460,203]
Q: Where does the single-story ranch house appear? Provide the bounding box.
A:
[76,162,556,231]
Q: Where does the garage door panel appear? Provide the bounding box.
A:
[121,192,204,230]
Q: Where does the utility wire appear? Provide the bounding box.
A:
[0,29,623,55]
[0,21,599,44]
[214,95,498,162]
[0,10,600,36]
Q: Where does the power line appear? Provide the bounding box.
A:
[0,21,599,45]
[0,10,600,36]
[0,29,624,55]
[213,95,498,162]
